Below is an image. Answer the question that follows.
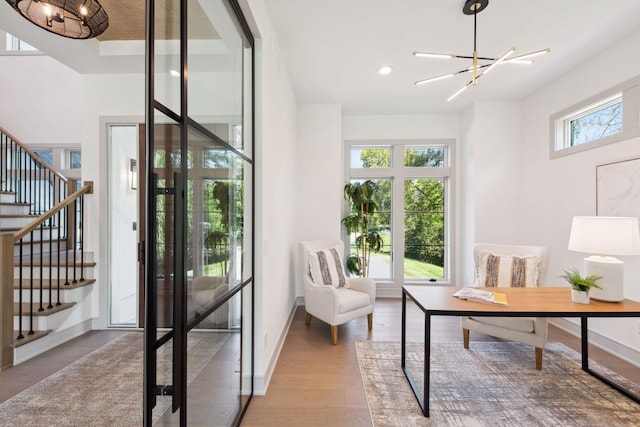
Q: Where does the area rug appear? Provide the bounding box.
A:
[356,341,640,426]
[0,331,230,426]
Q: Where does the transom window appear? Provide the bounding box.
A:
[346,140,453,289]
[551,75,640,158]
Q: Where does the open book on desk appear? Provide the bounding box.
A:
[453,287,508,306]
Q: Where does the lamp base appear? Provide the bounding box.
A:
[584,256,624,302]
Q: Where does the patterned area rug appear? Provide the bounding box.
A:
[356,341,640,426]
[0,331,230,426]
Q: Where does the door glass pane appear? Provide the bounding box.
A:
[157,293,247,425]
[153,115,181,329]
[347,179,392,280]
[154,0,180,114]
[404,178,445,280]
[187,0,250,153]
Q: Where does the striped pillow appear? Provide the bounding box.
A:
[474,251,540,288]
[308,246,348,288]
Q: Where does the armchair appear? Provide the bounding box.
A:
[299,240,376,344]
[461,243,549,370]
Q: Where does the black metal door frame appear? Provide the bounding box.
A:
[143,0,255,426]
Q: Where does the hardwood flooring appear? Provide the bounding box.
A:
[241,298,640,426]
[0,299,638,426]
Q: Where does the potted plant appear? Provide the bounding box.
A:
[342,180,383,277]
[560,267,603,304]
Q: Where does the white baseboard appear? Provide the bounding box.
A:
[550,318,640,368]
[254,297,299,395]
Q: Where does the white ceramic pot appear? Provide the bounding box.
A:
[571,289,590,304]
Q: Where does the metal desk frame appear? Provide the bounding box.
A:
[401,285,640,417]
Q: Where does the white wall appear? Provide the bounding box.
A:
[519,28,640,362]
[458,102,525,283]
[296,104,343,242]
[247,0,300,394]
[0,56,83,144]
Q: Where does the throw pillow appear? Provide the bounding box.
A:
[474,251,540,288]
[308,246,348,288]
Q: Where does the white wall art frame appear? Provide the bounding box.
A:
[596,157,640,218]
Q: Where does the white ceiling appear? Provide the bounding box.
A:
[2,0,640,115]
[263,0,640,114]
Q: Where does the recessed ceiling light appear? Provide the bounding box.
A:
[378,66,393,75]
[170,70,180,77]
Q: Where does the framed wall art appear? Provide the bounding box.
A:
[596,157,640,217]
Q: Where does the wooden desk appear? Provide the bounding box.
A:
[401,285,640,417]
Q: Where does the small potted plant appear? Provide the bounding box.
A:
[560,267,603,304]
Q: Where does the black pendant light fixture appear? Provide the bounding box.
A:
[414,0,550,102]
[6,0,109,39]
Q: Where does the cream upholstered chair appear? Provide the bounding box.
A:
[461,243,550,370]
[299,240,376,344]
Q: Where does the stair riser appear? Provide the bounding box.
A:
[14,285,88,304]
[14,240,69,256]
[0,204,30,216]
[0,216,33,229]
[0,193,16,203]
[14,286,92,332]
[15,228,61,242]
[14,267,95,280]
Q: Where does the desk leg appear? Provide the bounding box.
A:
[401,290,429,417]
[581,316,589,371]
[401,291,406,370]
[581,315,640,404]
[424,314,431,417]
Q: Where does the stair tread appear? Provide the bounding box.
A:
[14,302,76,316]
[0,202,30,206]
[11,330,52,348]
[13,278,96,289]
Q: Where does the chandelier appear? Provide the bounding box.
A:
[414,0,549,102]
[6,0,109,39]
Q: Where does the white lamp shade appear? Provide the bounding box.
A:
[568,216,640,256]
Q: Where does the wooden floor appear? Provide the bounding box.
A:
[241,298,640,426]
[0,299,638,426]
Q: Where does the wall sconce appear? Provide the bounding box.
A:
[130,159,137,191]
[6,0,109,39]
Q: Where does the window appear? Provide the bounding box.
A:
[4,32,39,53]
[68,150,82,169]
[551,76,640,157]
[346,141,453,288]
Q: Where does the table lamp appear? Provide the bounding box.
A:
[568,216,640,302]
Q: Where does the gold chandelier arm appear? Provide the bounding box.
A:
[412,52,456,59]
[503,48,551,64]
[447,82,472,102]
[482,46,517,75]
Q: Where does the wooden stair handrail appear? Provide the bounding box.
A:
[0,126,69,184]
[13,181,93,241]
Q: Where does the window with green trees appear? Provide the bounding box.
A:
[347,142,452,286]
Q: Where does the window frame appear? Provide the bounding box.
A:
[550,75,640,158]
[345,139,455,293]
